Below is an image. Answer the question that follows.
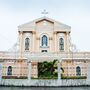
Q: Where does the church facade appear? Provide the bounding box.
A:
[0,17,90,80]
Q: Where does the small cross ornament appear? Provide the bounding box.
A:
[41,9,48,16]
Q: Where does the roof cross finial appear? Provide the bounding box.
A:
[41,9,48,16]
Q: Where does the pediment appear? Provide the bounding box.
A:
[36,18,54,28]
[18,17,71,32]
[18,17,54,28]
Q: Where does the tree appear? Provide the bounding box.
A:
[38,59,58,78]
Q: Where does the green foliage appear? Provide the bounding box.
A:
[61,67,64,73]
[31,77,58,79]
[38,59,58,79]
[2,76,28,79]
[61,74,87,79]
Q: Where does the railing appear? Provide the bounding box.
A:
[0,51,20,59]
[0,51,90,60]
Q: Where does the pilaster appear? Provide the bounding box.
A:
[49,37,53,52]
[28,61,31,81]
[32,31,36,52]
[19,31,23,58]
[66,31,70,52]
[54,31,57,52]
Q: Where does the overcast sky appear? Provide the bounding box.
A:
[0,0,90,51]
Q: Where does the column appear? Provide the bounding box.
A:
[87,62,90,81]
[28,61,31,81]
[58,61,61,85]
[58,61,61,80]
[0,63,2,82]
[18,62,20,78]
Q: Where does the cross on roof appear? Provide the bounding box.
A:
[41,9,48,16]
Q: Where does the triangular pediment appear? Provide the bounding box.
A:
[18,16,71,32]
[18,17,54,28]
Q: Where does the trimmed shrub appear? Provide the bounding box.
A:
[61,75,87,79]
[2,76,28,79]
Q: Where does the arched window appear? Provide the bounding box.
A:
[59,38,64,50]
[76,66,81,76]
[42,35,48,46]
[25,38,30,50]
[7,66,12,75]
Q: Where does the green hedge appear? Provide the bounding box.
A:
[2,76,28,79]
[31,77,58,79]
[61,76,87,79]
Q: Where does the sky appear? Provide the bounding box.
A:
[0,0,90,51]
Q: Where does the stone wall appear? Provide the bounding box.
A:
[0,79,89,86]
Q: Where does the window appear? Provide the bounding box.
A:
[76,66,81,76]
[59,38,64,50]
[7,66,12,75]
[25,38,30,50]
[42,35,48,46]
[41,50,47,52]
